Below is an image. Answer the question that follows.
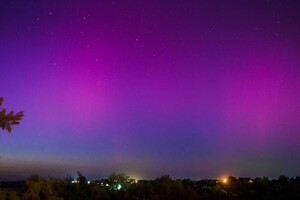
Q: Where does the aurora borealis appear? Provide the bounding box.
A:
[0,0,299,180]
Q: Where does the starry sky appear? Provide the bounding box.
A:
[0,0,300,180]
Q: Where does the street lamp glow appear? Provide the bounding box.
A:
[117,183,122,190]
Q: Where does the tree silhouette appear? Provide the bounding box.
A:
[108,172,134,191]
[0,97,24,132]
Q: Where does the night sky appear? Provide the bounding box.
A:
[0,0,300,180]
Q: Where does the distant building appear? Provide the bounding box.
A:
[238,178,253,184]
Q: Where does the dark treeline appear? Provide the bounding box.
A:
[0,173,300,200]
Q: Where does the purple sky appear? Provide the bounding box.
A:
[0,0,300,180]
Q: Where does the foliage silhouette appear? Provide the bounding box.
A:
[1,173,300,200]
[0,97,24,133]
[108,172,134,191]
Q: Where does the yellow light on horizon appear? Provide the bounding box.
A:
[222,178,228,184]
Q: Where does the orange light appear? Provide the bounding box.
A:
[222,178,228,184]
